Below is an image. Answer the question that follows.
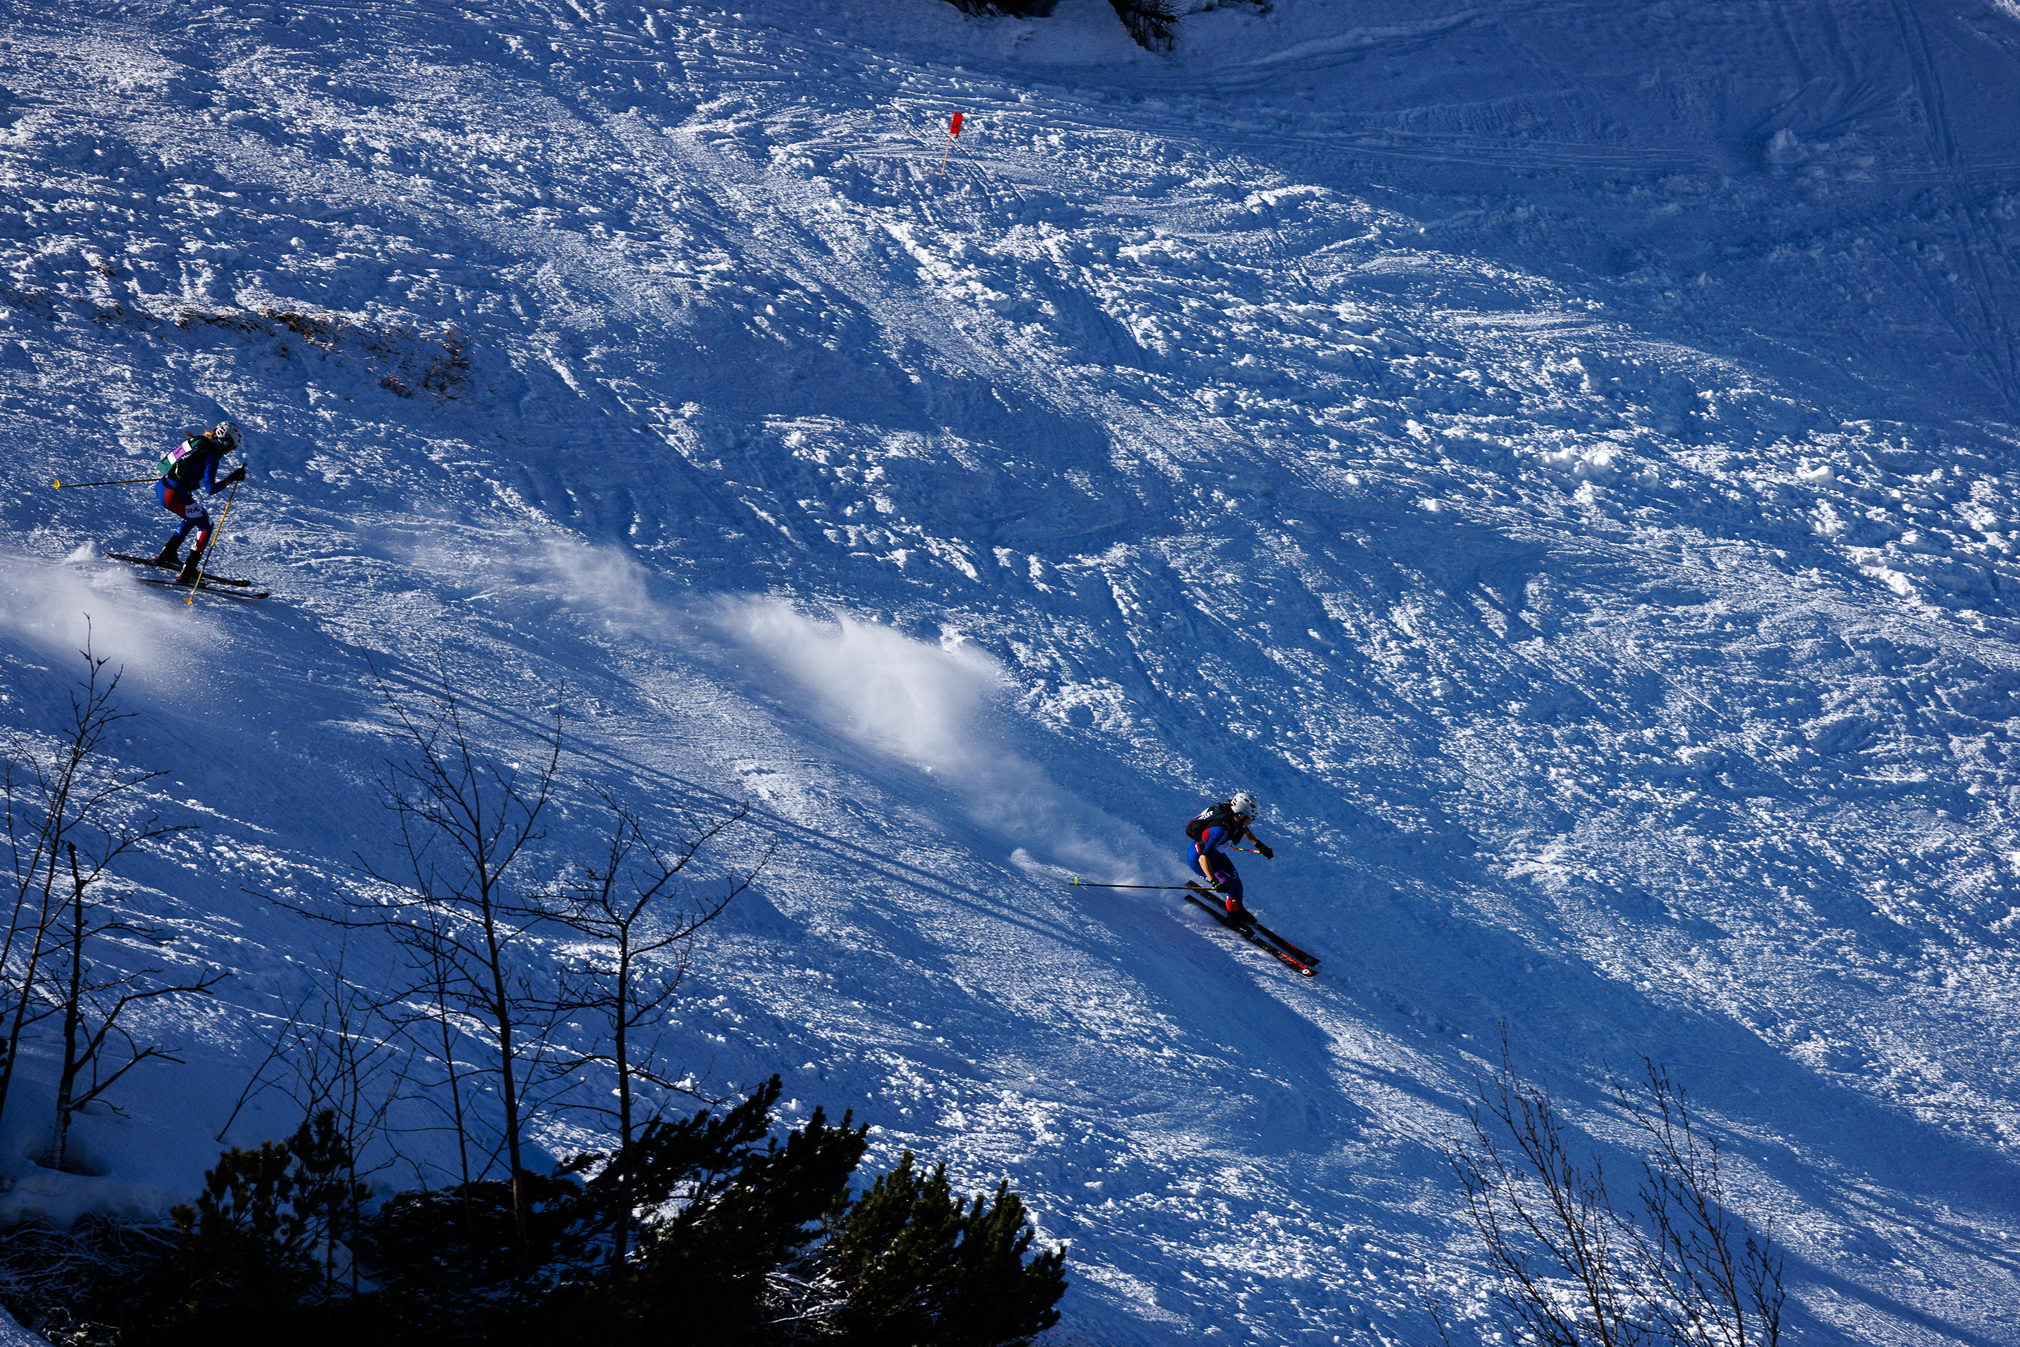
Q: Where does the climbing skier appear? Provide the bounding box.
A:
[151,420,246,583]
[1185,790,1274,924]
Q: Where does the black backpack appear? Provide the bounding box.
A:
[1185,802,1241,845]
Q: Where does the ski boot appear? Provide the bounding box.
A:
[153,540,181,567]
[175,550,205,585]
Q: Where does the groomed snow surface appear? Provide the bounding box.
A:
[4,0,2020,1342]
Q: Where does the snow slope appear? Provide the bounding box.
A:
[4,0,2020,1341]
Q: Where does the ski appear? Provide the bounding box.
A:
[106,553,257,587]
[134,577,270,601]
[1182,890,1318,978]
[1247,918,1321,968]
[1182,884,1320,965]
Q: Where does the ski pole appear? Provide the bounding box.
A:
[183,478,242,606]
[1068,878,1212,891]
[50,476,155,489]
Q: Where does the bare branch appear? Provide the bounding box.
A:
[1445,1035,1784,1347]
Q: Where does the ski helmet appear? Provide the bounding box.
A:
[211,420,242,450]
[1228,791,1260,820]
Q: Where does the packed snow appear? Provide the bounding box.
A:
[3,0,2020,1341]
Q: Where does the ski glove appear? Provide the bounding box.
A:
[1256,843,1275,859]
[220,466,246,488]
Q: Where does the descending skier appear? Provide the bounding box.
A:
[151,420,246,583]
[1185,790,1274,924]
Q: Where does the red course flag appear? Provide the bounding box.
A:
[938,112,966,175]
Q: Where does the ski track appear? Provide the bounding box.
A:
[3,0,2020,1342]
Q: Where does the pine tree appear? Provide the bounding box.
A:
[353,1169,589,1343]
[825,1152,1067,1347]
[606,1078,869,1345]
[15,1083,1067,1346]
[125,1110,366,1342]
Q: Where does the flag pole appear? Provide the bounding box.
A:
[939,111,965,174]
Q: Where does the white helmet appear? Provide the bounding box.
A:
[211,420,242,450]
[1228,791,1260,820]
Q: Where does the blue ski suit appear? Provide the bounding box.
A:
[1186,805,1267,915]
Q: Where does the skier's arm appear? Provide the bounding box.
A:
[1195,827,1231,885]
[205,452,245,494]
[1244,825,1274,859]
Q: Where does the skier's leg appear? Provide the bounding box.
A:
[175,524,212,582]
[157,486,208,563]
[1189,848,1246,919]
[156,482,181,560]
[1216,862,1247,919]
[163,491,213,582]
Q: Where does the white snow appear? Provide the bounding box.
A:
[2,0,2020,1342]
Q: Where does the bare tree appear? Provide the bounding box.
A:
[248,911,488,1212]
[550,792,767,1148]
[1443,1038,1784,1347]
[543,792,769,1265]
[1616,1061,1785,1347]
[284,678,567,1255]
[0,756,68,1129]
[264,670,768,1268]
[0,644,170,1127]
[48,840,226,1172]
[0,643,222,1169]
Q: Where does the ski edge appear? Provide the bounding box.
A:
[105,553,256,587]
[134,577,270,601]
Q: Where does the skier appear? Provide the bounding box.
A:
[151,420,246,583]
[1185,790,1274,924]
